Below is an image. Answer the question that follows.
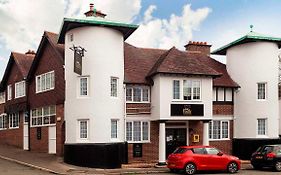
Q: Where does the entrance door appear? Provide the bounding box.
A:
[166,128,187,157]
[48,126,56,154]
[23,113,29,150]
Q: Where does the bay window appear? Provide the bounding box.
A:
[126,86,150,102]
[126,121,150,142]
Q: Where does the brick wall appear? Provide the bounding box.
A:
[213,104,233,115]
[56,104,65,156]
[0,112,23,148]
[128,121,159,163]
[189,121,204,146]
[30,126,49,153]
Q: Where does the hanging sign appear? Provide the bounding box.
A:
[70,45,87,75]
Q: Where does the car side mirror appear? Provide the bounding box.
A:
[217,152,223,156]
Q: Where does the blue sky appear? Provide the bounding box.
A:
[0,0,281,77]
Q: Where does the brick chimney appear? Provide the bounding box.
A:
[25,50,36,55]
[84,3,107,18]
[184,41,211,56]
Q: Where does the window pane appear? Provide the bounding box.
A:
[126,88,132,101]
[111,78,118,97]
[133,88,141,102]
[37,76,41,92]
[80,120,88,139]
[222,121,229,138]
[193,81,200,100]
[80,77,88,96]
[50,72,55,89]
[142,88,149,101]
[142,122,149,140]
[183,80,192,100]
[173,80,180,99]
[42,74,46,91]
[111,120,118,138]
[258,119,266,135]
[257,83,266,100]
[133,121,141,141]
[213,121,221,139]
[126,122,132,141]
[209,121,212,139]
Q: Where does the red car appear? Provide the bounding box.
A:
[167,146,241,175]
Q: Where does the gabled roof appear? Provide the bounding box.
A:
[212,31,281,55]
[58,17,138,43]
[27,31,64,81]
[0,52,35,90]
[147,47,221,78]
[125,43,239,87]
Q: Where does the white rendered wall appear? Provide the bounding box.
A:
[65,26,125,144]
[151,75,213,121]
[227,42,280,138]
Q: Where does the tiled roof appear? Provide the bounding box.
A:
[12,52,35,77]
[125,43,239,87]
[147,47,221,78]
[44,31,64,61]
[124,43,166,84]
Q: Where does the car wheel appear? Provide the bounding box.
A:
[185,163,196,175]
[275,161,281,172]
[227,162,238,173]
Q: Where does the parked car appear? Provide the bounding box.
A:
[251,144,281,171]
[167,145,241,175]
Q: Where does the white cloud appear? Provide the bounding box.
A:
[127,4,211,50]
[0,0,64,53]
[65,0,141,23]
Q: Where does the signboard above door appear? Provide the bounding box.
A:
[171,104,204,116]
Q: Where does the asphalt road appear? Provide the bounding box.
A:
[162,169,281,175]
[0,158,52,175]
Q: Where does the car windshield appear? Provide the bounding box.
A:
[173,148,188,154]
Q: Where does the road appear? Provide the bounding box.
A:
[161,169,281,175]
[0,158,52,175]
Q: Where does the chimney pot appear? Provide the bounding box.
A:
[90,3,94,11]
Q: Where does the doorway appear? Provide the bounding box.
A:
[166,128,187,157]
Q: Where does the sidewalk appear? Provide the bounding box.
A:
[0,144,169,174]
[0,144,251,174]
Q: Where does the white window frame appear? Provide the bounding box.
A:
[110,77,118,97]
[0,114,7,130]
[78,76,89,97]
[9,113,19,129]
[111,119,119,140]
[7,84,12,100]
[257,118,267,137]
[209,120,230,141]
[173,80,180,100]
[182,80,201,101]
[30,106,56,127]
[36,71,55,93]
[257,82,267,100]
[15,81,26,98]
[78,119,89,141]
[125,120,150,143]
[0,92,5,104]
[126,86,150,103]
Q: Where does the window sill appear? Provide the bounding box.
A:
[15,95,25,99]
[209,138,230,141]
[36,88,55,94]
[257,99,267,102]
[126,101,150,104]
[0,128,7,131]
[171,99,202,103]
[256,135,268,138]
[30,124,56,128]
[77,96,90,99]
[127,141,150,144]
[8,127,19,130]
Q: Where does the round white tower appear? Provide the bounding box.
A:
[58,4,138,168]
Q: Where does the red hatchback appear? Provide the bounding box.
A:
[167,146,241,175]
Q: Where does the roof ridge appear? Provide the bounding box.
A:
[147,47,175,77]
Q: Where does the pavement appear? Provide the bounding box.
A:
[0,144,252,175]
